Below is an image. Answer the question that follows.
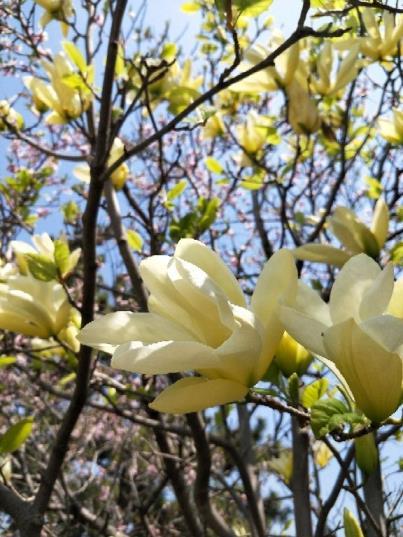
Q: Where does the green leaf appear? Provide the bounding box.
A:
[302,378,329,409]
[205,157,224,174]
[58,372,76,386]
[0,357,16,369]
[26,253,57,282]
[365,177,383,200]
[311,398,349,438]
[54,239,70,276]
[126,230,143,252]
[62,73,87,91]
[167,179,188,201]
[161,42,177,61]
[62,41,87,73]
[390,242,403,265]
[0,417,34,454]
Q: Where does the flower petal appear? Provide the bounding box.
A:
[111,340,220,375]
[329,254,381,324]
[293,244,351,267]
[370,198,389,249]
[149,377,248,414]
[175,239,246,307]
[359,263,395,320]
[167,257,235,346]
[140,256,207,341]
[387,279,403,319]
[279,305,327,358]
[199,306,263,385]
[251,250,298,368]
[360,315,403,353]
[323,319,402,423]
[78,311,196,353]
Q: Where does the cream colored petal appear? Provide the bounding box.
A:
[279,305,327,358]
[200,306,262,386]
[329,254,381,324]
[0,309,50,338]
[378,118,400,144]
[251,250,298,366]
[149,377,248,414]
[324,319,402,423]
[330,207,365,249]
[360,315,403,354]
[111,340,220,375]
[10,241,36,256]
[295,282,331,325]
[359,263,395,321]
[370,198,389,248]
[174,239,246,307]
[140,256,205,340]
[387,279,403,318]
[78,311,196,353]
[293,244,351,267]
[167,257,235,346]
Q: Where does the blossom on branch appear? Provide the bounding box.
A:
[79,239,297,413]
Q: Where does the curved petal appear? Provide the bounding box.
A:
[199,306,263,386]
[360,315,403,354]
[329,208,363,253]
[295,282,331,325]
[111,340,220,375]
[174,239,246,307]
[78,311,196,353]
[149,377,248,414]
[140,256,206,341]
[251,250,298,366]
[329,254,381,324]
[293,244,351,267]
[279,305,327,358]
[370,198,389,248]
[323,319,402,423]
[359,263,395,320]
[387,279,403,319]
[167,257,235,347]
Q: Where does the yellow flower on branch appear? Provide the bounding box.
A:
[294,198,389,267]
[0,274,78,341]
[281,254,403,423]
[79,239,297,414]
[24,42,94,125]
[34,0,73,36]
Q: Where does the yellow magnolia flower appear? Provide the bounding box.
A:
[231,39,301,93]
[281,254,403,423]
[0,274,77,339]
[10,232,81,279]
[294,198,389,267]
[24,46,93,125]
[286,79,321,135]
[0,100,23,132]
[74,138,129,190]
[236,111,272,165]
[11,233,55,275]
[359,9,403,61]
[34,0,73,37]
[79,239,297,413]
[310,42,360,96]
[274,331,312,377]
[267,449,293,485]
[378,108,403,145]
